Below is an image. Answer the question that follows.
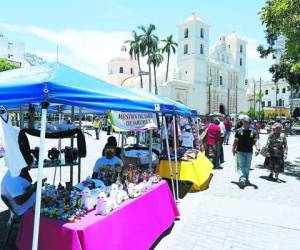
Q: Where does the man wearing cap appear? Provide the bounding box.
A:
[232,115,260,187]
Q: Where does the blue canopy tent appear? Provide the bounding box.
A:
[127,88,196,202]
[0,62,157,112]
[0,62,163,250]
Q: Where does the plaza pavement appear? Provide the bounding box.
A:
[1,131,300,250]
[156,133,300,250]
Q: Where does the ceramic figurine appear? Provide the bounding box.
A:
[109,183,118,202]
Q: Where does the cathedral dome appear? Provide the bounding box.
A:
[110,45,133,62]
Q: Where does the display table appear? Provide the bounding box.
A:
[124,149,158,165]
[158,152,213,191]
[16,181,179,250]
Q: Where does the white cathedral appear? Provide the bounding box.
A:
[103,12,248,115]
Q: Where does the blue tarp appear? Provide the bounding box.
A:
[0,63,157,113]
[128,88,192,116]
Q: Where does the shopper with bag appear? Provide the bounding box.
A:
[264,122,288,181]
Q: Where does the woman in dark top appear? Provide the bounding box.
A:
[102,136,122,158]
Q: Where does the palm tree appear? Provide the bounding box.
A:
[149,48,164,95]
[161,35,178,82]
[125,31,143,88]
[138,24,159,93]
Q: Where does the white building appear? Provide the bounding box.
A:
[0,32,25,67]
[104,12,248,115]
[246,79,292,117]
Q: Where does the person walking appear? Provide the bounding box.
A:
[93,116,101,140]
[232,115,260,188]
[219,118,225,164]
[223,116,233,145]
[204,117,222,169]
[264,122,288,181]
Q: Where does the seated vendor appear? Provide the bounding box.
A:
[1,166,45,216]
[179,125,194,148]
[92,145,123,179]
[102,136,122,158]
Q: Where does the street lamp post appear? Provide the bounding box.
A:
[259,77,262,123]
[275,81,278,117]
[235,73,238,124]
[208,82,211,114]
[227,87,230,116]
[253,80,256,119]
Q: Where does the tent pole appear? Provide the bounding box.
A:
[172,114,179,202]
[78,107,82,183]
[163,115,176,201]
[32,102,49,250]
[70,106,75,185]
[160,114,164,152]
[20,105,24,129]
[148,130,153,170]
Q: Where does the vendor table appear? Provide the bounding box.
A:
[158,152,213,191]
[16,181,179,250]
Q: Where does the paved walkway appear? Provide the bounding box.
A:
[1,132,300,250]
[156,134,300,250]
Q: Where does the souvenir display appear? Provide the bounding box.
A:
[48,147,60,162]
[62,146,79,164]
[41,184,87,222]
[40,168,162,219]
[160,148,199,161]
[97,163,122,186]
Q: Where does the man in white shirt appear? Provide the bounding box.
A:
[1,166,43,216]
[180,125,194,148]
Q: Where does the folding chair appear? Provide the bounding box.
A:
[1,195,21,250]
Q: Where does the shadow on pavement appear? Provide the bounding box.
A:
[259,175,286,183]
[255,160,300,181]
[231,181,258,190]
[283,161,300,181]
[150,222,175,249]
[0,210,18,250]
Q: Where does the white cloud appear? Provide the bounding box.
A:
[0,22,132,77]
[244,37,261,60]
[242,36,274,80]
[0,22,274,81]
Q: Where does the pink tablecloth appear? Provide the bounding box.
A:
[16,181,179,250]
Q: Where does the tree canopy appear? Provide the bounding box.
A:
[257,0,300,88]
[0,58,19,72]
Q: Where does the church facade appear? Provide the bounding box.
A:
[104,12,248,115]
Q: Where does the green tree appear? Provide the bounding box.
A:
[125,31,144,89]
[257,0,300,87]
[138,24,159,93]
[149,48,164,95]
[0,58,18,72]
[161,35,178,82]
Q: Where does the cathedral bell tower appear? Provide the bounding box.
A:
[177,11,210,85]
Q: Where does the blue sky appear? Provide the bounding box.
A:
[0,0,273,79]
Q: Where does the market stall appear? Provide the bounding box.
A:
[0,62,179,250]
[16,181,179,250]
[158,150,213,192]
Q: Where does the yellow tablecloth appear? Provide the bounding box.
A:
[158,152,213,191]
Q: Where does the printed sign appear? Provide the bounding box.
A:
[108,111,158,131]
